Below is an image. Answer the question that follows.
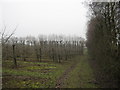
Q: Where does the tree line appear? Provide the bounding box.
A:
[86,1,120,87]
[2,33,85,67]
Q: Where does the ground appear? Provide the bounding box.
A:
[2,55,99,88]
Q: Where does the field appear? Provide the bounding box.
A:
[2,55,98,88]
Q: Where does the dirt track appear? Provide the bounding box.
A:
[55,62,77,88]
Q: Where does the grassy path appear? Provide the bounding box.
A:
[55,60,77,88]
[56,55,99,88]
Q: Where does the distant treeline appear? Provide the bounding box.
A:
[2,34,85,66]
[86,2,120,87]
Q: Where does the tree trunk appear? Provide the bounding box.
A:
[52,48,54,62]
[39,48,42,62]
[58,54,61,63]
[12,44,17,67]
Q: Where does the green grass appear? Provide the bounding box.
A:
[24,65,56,71]
[63,55,98,88]
[2,59,73,88]
[3,55,99,88]
[3,68,51,78]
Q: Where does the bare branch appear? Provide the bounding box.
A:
[4,25,18,44]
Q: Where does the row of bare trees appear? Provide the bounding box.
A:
[2,34,85,66]
[86,1,120,88]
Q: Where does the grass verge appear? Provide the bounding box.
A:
[63,55,98,88]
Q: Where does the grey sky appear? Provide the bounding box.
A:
[0,0,89,39]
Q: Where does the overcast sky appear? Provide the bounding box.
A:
[0,0,89,39]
